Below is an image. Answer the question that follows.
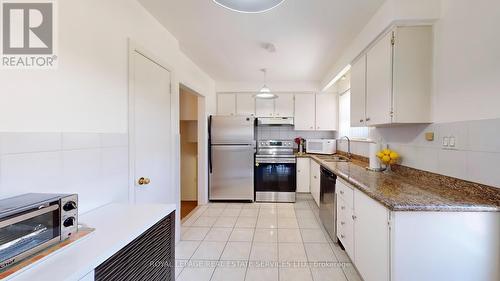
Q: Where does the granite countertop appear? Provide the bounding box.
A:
[297,153,500,212]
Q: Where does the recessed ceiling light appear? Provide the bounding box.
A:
[213,0,286,14]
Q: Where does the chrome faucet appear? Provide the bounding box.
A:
[339,136,352,159]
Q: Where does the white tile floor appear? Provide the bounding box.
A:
[176,194,362,281]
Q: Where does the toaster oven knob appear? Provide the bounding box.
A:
[63,217,76,228]
[63,201,77,211]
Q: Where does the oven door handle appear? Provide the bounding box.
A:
[256,158,297,164]
[0,204,59,228]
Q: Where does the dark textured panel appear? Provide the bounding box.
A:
[95,211,175,281]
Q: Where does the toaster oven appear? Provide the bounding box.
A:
[0,193,78,269]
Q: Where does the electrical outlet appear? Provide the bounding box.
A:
[449,136,456,147]
[442,137,449,147]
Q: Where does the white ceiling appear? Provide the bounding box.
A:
[138,0,385,84]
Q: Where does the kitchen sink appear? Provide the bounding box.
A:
[316,155,350,162]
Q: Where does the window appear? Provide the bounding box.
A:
[338,91,369,140]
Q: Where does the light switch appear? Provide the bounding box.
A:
[449,136,456,147]
[442,137,449,147]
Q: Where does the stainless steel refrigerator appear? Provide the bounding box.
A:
[209,115,255,201]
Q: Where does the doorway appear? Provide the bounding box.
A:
[179,85,200,219]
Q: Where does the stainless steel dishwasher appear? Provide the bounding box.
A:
[319,166,337,242]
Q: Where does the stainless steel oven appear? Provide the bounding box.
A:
[0,193,78,269]
[255,140,297,203]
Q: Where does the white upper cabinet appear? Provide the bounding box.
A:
[217,93,236,116]
[255,98,275,117]
[315,94,338,131]
[366,31,393,126]
[353,25,432,126]
[392,26,432,124]
[350,55,367,127]
[294,94,316,131]
[274,94,294,117]
[236,93,256,116]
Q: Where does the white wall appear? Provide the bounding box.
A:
[0,0,215,228]
[0,0,215,132]
[432,0,500,122]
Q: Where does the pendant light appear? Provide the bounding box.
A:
[255,69,277,99]
[213,0,286,14]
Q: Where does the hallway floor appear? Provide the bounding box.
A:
[181,201,198,219]
[176,194,362,281]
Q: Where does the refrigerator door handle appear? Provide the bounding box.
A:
[208,115,213,174]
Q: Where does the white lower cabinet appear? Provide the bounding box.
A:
[296,158,310,193]
[337,178,389,281]
[310,160,321,206]
[353,189,390,281]
[335,175,500,281]
[336,196,354,259]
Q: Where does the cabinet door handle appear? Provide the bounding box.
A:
[341,206,346,210]
[340,221,345,225]
[310,126,314,129]
[340,190,344,195]
[366,117,371,121]
[340,234,345,239]
[360,119,364,123]
[352,215,357,220]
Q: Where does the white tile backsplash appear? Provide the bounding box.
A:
[256,126,336,142]
[466,151,500,188]
[336,118,500,188]
[437,149,467,179]
[0,132,129,213]
[62,133,102,150]
[0,133,62,155]
[0,151,64,198]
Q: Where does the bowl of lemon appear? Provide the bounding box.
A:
[376,148,400,172]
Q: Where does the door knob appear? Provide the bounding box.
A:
[138,177,151,185]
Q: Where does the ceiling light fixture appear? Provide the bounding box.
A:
[255,69,277,99]
[322,64,351,92]
[213,0,286,14]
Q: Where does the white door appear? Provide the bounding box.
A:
[217,93,236,116]
[366,31,393,126]
[274,94,294,117]
[354,189,390,281]
[350,55,367,127]
[131,51,172,204]
[255,98,275,117]
[236,93,256,116]
[296,158,310,193]
[315,94,337,131]
[294,94,315,131]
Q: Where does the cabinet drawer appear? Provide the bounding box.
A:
[336,179,354,207]
[336,197,354,260]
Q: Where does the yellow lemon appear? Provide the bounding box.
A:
[382,149,391,155]
[376,152,384,159]
[390,152,399,160]
[382,155,391,164]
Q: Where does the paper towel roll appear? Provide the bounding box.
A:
[369,143,381,170]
